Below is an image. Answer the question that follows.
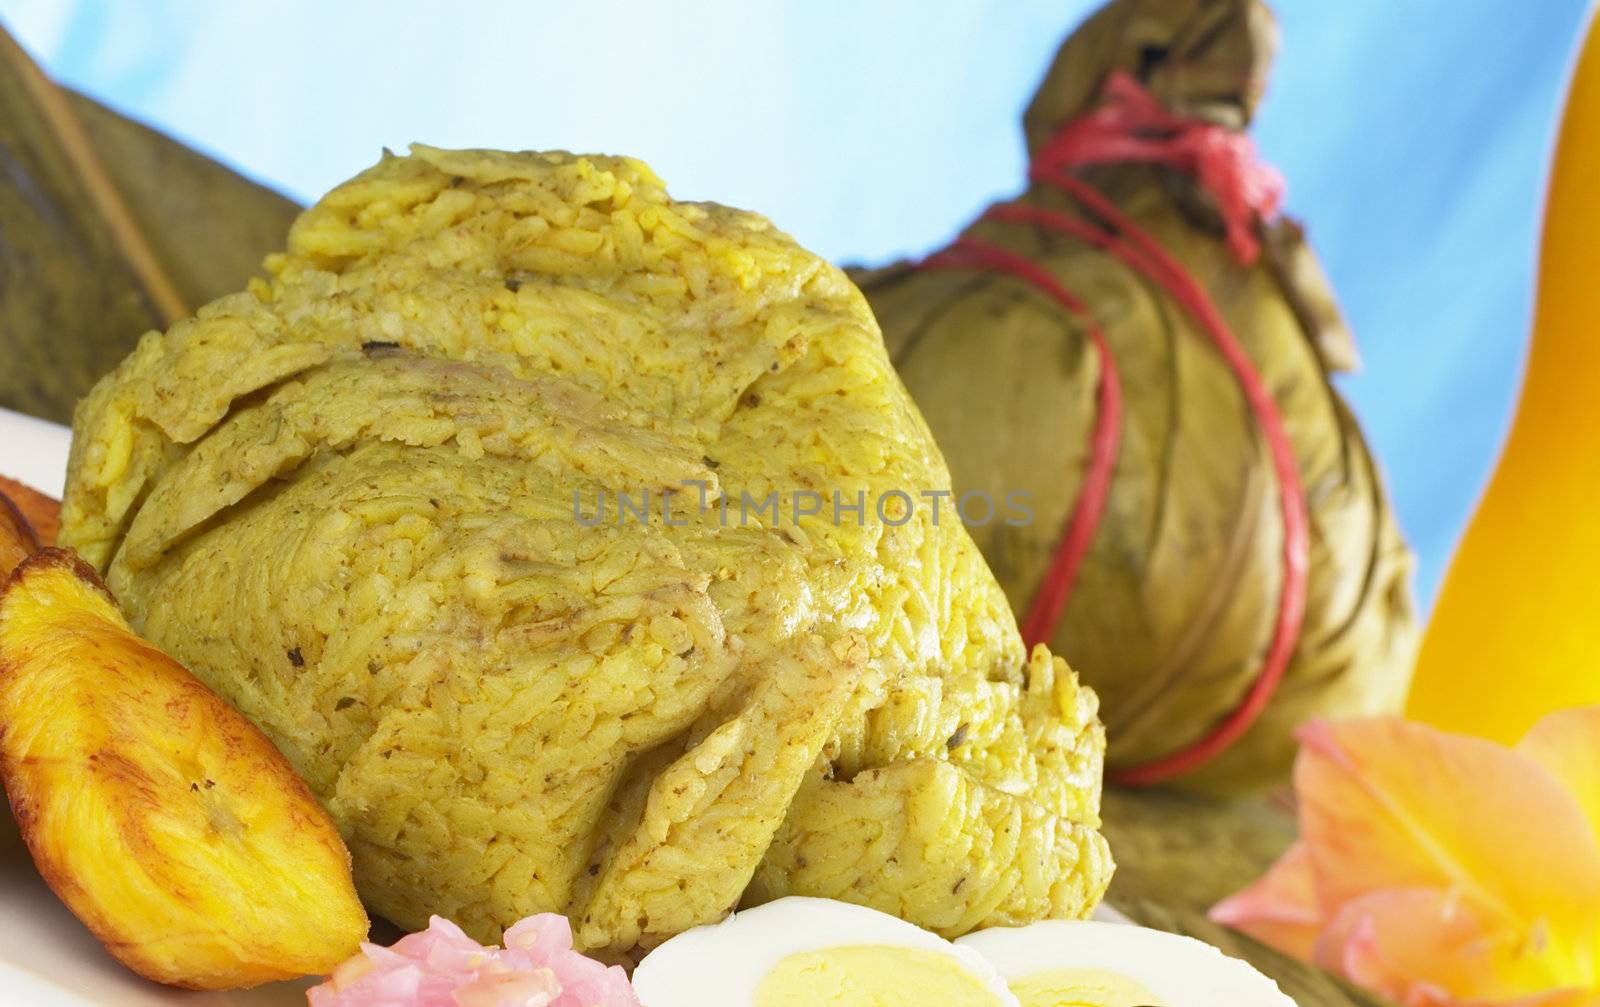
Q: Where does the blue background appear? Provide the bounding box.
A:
[2,0,1590,610]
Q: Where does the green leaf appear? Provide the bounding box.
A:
[1104,787,1397,1007]
[0,25,299,423]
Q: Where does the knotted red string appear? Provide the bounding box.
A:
[1035,71,1285,263]
[920,71,1309,785]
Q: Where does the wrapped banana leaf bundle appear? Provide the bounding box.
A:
[857,0,1417,792]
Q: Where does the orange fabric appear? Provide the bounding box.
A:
[1408,15,1600,742]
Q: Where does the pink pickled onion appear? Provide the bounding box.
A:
[307,913,639,1007]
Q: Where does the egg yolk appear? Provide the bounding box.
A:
[1007,967,1164,1007]
[753,944,1006,1006]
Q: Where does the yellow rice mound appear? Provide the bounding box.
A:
[60,146,1112,956]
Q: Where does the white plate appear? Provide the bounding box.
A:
[0,405,1127,1005]
[0,407,70,498]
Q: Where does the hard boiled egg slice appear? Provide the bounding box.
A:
[632,896,1020,1007]
[956,920,1295,1007]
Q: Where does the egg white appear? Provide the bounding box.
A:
[956,919,1296,1007]
[632,896,1020,1006]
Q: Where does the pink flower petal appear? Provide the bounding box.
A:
[1210,841,1322,960]
[1216,716,1600,1007]
[1313,888,1579,1007]
[1294,718,1600,942]
[1518,707,1600,850]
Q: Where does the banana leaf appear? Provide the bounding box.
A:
[0,25,299,424]
[1102,787,1395,1005]
[856,0,1418,794]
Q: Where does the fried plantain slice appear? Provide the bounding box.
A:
[0,548,368,989]
[0,476,59,548]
